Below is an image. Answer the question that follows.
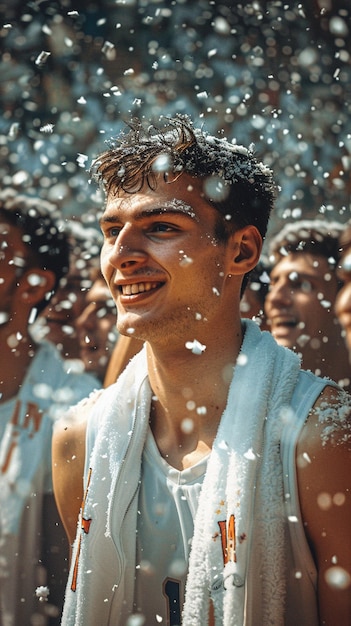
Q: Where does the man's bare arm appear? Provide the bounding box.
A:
[297,385,351,625]
[52,415,86,551]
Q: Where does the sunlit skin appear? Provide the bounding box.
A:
[76,277,117,381]
[335,244,351,356]
[264,252,350,386]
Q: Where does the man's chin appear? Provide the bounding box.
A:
[271,330,296,350]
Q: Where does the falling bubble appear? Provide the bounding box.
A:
[0,313,9,325]
[204,176,230,202]
[7,334,20,348]
[325,566,351,590]
[169,558,187,578]
[237,353,248,366]
[152,153,171,172]
[27,273,43,287]
[329,17,349,37]
[317,492,332,511]
[186,400,196,411]
[179,254,193,267]
[196,406,207,415]
[181,418,194,434]
[333,492,346,506]
[126,615,146,626]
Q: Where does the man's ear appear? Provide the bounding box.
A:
[227,225,262,275]
[19,268,56,306]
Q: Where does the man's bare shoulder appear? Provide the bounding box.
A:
[53,388,104,459]
[296,383,351,527]
[52,388,104,546]
[298,384,351,454]
[297,385,351,622]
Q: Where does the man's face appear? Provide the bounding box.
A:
[100,174,236,348]
[39,261,91,358]
[265,252,339,358]
[335,241,351,353]
[76,277,117,380]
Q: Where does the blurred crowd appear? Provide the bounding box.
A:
[0,0,350,236]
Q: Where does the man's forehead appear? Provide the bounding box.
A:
[102,192,199,221]
[272,252,331,275]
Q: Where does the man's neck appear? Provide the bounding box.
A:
[145,325,243,469]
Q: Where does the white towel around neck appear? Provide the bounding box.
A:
[182,320,301,626]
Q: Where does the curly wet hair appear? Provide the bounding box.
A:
[91,114,276,242]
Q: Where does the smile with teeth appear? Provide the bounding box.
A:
[120,281,161,295]
[273,316,297,328]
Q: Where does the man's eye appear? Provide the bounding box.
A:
[151,223,176,233]
[287,272,312,292]
[106,227,120,238]
[300,280,313,293]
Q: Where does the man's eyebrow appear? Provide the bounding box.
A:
[100,200,199,225]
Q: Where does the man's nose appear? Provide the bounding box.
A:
[109,226,148,269]
[267,280,292,307]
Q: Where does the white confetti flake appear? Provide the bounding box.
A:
[35,51,51,66]
[36,586,49,602]
[185,339,206,355]
[77,153,89,168]
[39,123,54,133]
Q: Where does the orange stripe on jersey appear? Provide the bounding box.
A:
[71,467,93,592]
[1,441,17,474]
[217,514,236,565]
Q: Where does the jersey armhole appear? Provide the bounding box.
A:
[281,370,330,586]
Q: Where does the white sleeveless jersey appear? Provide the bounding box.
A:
[134,429,209,626]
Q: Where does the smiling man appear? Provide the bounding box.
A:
[75,267,118,382]
[265,219,350,391]
[53,116,351,626]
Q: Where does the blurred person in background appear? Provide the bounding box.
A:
[0,189,99,625]
[34,219,103,368]
[76,267,119,383]
[335,222,351,357]
[265,219,350,391]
